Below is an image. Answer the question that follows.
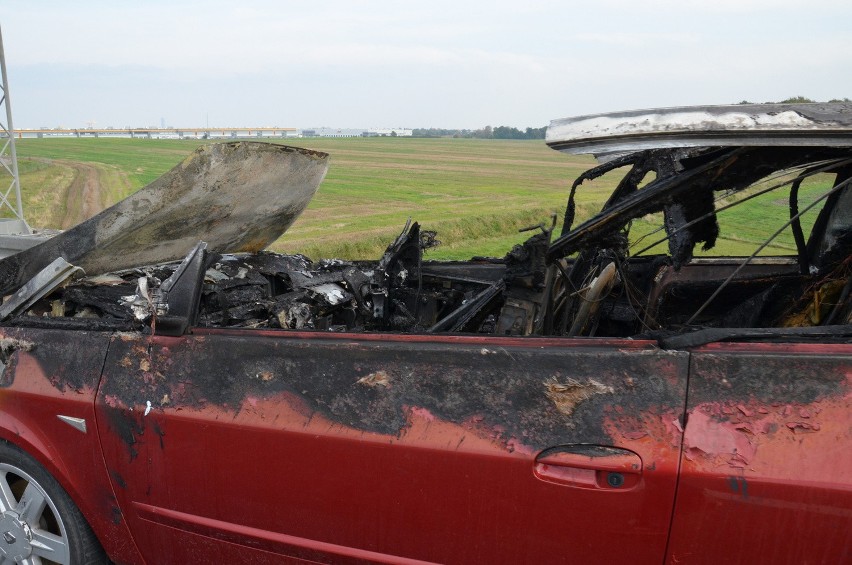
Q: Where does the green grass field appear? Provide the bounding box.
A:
[13,137,837,261]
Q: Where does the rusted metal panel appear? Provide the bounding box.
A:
[95,329,688,564]
[667,343,852,564]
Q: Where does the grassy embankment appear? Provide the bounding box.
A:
[14,137,835,261]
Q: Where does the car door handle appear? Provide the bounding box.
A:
[534,445,642,490]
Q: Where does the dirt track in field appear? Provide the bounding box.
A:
[61,162,105,229]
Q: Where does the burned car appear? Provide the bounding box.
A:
[0,105,850,564]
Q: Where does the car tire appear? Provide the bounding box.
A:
[0,440,107,564]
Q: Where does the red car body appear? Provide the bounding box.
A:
[1,329,849,563]
[1,104,851,563]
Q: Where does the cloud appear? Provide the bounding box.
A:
[591,0,851,13]
[572,32,699,47]
[4,0,852,128]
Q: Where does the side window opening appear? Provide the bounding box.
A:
[3,147,852,344]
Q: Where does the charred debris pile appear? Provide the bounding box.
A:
[4,144,852,342]
[1,219,548,336]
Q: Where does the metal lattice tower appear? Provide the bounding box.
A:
[0,24,29,234]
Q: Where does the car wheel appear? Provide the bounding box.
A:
[0,441,106,564]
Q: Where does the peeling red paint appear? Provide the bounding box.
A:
[683,408,756,466]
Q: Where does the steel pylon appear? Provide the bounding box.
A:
[0,24,29,234]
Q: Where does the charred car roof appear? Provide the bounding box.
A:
[546,103,852,156]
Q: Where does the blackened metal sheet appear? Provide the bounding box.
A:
[0,142,329,295]
[98,330,688,452]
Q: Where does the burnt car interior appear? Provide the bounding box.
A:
[2,144,852,346]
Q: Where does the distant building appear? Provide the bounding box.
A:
[366,128,413,137]
[16,127,298,139]
[302,128,365,138]
[300,127,412,138]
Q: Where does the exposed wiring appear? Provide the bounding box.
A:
[686,177,852,325]
[629,157,852,257]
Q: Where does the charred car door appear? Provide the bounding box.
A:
[0,327,142,564]
[666,179,852,563]
[666,341,852,564]
[96,330,688,564]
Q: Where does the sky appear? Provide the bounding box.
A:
[3,0,852,130]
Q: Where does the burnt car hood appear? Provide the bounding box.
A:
[0,141,329,296]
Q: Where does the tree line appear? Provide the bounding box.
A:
[412,125,546,139]
[739,96,851,104]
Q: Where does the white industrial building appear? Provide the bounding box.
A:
[367,128,413,137]
[300,127,413,138]
[301,128,365,138]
